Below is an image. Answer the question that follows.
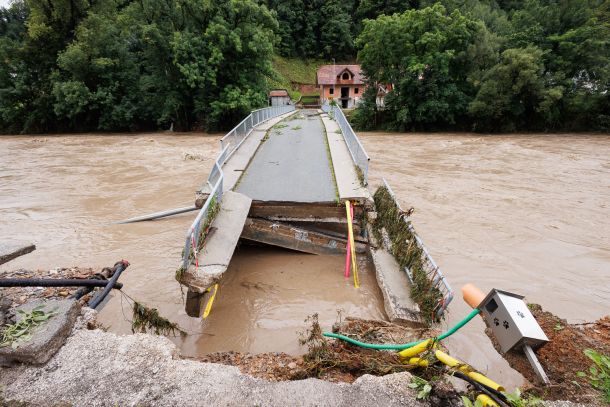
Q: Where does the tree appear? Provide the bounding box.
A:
[468,46,564,131]
[355,4,488,130]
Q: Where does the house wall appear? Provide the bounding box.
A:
[319,85,364,108]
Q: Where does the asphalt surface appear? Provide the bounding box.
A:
[236,110,337,203]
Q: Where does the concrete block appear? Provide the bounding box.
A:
[369,247,423,327]
[0,299,80,365]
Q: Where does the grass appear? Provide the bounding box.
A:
[578,349,610,403]
[269,56,325,100]
[0,305,57,348]
[372,186,445,325]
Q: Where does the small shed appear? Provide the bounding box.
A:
[269,89,291,107]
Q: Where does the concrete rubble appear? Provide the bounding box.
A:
[0,299,79,366]
[0,323,428,407]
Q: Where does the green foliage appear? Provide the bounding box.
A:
[0,0,277,133]
[408,376,432,400]
[460,395,484,407]
[469,46,564,131]
[356,5,489,130]
[577,349,610,403]
[0,305,57,348]
[502,388,543,406]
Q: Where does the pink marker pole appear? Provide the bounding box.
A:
[344,202,354,278]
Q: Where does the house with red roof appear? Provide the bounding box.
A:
[317,64,365,109]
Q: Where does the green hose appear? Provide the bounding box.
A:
[322,308,480,350]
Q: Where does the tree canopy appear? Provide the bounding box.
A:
[1,0,608,133]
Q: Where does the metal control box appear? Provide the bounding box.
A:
[479,289,548,353]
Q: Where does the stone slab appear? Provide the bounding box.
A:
[180,191,252,292]
[0,299,80,365]
[0,242,36,266]
[320,112,370,204]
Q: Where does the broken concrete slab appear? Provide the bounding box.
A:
[369,247,423,327]
[0,329,427,407]
[179,191,252,295]
[241,218,366,255]
[0,241,36,266]
[0,299,80,365]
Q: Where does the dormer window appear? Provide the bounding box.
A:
[342,72,350,80]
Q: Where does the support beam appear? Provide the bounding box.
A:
[240,218,366,255]
[0,242,36,266]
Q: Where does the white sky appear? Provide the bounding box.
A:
[0,0,11,8]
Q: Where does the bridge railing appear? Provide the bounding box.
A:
[220,105,295,160]
[382,179,454,320]
[322,103,370,185]
[182,105,295,270]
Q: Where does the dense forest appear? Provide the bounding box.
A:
[0,0,608,133]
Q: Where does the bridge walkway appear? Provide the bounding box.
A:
[236,110,337,203]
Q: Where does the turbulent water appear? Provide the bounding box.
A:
[1,131,609,388]
[0,133,385,358]
[360,132,610,387]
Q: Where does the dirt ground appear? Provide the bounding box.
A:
[485,304,610,405]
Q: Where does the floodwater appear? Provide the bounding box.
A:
[1,131,609,388]
[0,133,384,357]
[359,132,610,388]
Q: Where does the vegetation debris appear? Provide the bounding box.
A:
[131,301,185,337]
[0,305,56,348]
[372,186,444,324]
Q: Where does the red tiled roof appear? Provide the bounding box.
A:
[269,89,289,97]
[316,65,365,85]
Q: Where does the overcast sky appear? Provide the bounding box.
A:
[0,0,11,8]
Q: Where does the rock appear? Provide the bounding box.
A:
[288,362,297,369]
[0,298,80,366]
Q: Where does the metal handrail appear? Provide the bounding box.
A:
[382,179,454,319]
[182,105,295,270]
[322,103,370,184]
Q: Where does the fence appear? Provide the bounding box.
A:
[220,105,295,161]
[322,103,370,185]
[182,105,295,270]
[382,179,454,319]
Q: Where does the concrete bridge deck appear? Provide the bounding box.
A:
[178,105,438,325]
[236,110,337,203]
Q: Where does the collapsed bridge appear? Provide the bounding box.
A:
[174,104,453,326]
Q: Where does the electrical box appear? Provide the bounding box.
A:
[478,289,548,353]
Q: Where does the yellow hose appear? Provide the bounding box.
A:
[406,357,429,367]
[435,350,505,392]
[345,200,359,288]
[398,338,436,359]
[203,284,218,319]
[476,394,500,407]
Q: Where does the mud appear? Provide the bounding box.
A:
[360,132,610,389]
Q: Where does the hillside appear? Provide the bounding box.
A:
[269,56,327,100]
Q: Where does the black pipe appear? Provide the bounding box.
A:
[450,370,509,407]
[0,278,123,289]
[88,260,129,309]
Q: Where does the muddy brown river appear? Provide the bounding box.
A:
[1,131,609,389]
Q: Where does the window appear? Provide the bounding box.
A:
[355,87,359,94]
[329,88,334,95]
[342,72,350,80]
